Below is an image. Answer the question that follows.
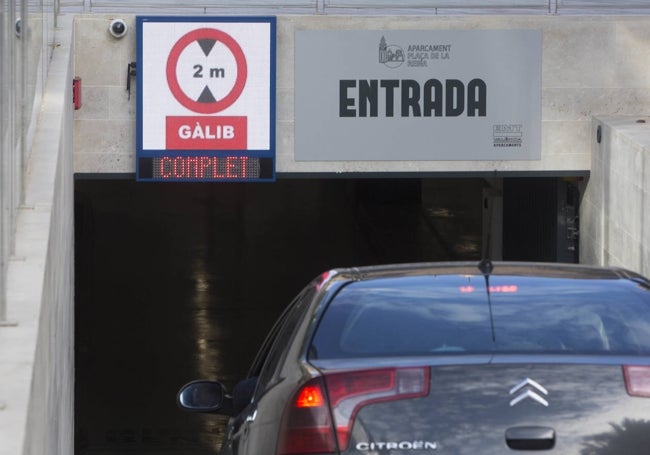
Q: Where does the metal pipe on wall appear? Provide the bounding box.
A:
[0,0,54,325]
[0,0,15,325]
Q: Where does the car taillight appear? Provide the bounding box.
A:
[326,367,430,450]
[277,377,337,455]
[277,368,429,455]
[623,365,650,397]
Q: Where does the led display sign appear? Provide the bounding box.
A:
[138,156,273,180]
[136,16,276,182]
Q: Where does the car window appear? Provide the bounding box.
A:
[246,307,291,380]
[489,276,650,354]
[311,275,492,358]
[309,274,650,359]
[253,284,317,396]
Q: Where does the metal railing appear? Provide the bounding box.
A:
[1,0,20,324]
[1,0,55,324]
[57,0,650,14]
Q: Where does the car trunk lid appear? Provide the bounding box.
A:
[332,362,650,454]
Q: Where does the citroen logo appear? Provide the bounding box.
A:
[509,378,549,407]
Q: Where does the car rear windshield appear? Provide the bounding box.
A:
[309,274,650,359]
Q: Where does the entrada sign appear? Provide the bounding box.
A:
[339,78,487,118]
[295,29,541,161]
[137,16,276,182]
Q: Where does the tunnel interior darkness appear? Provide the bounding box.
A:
[73,177,486,454]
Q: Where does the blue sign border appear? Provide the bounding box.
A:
[136,16,276,182]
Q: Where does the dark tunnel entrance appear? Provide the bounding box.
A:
[74,176,576,453]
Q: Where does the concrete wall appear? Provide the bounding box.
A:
[581,116,650,277]
[0,17,75,455]
[73,14,650,175]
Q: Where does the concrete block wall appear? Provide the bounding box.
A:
[73,15,650,175]
[582,117,650,277]
[73,14,137,173]
[0,17,75,455]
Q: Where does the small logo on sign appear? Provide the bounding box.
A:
[493,124,523,148]
[379,36,404,68]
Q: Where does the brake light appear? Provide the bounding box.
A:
[296,385,325,408]
[277,368,429,455]
[277,377,337,455]
[623,365,650,397]
[459,285,518,293]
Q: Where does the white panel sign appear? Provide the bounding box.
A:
[136,16,276,182]
[295,30,541,161]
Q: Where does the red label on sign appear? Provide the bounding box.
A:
[166,116,247,150]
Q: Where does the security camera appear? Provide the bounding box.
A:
[109,19,128,39]
[15,18,21,38]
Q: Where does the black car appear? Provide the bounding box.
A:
[178,261,650,454]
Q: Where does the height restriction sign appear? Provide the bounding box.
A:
[136,16,276,182]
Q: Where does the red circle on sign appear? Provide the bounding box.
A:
[166,28,247,114]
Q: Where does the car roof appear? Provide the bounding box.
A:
[321,261,646,287]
